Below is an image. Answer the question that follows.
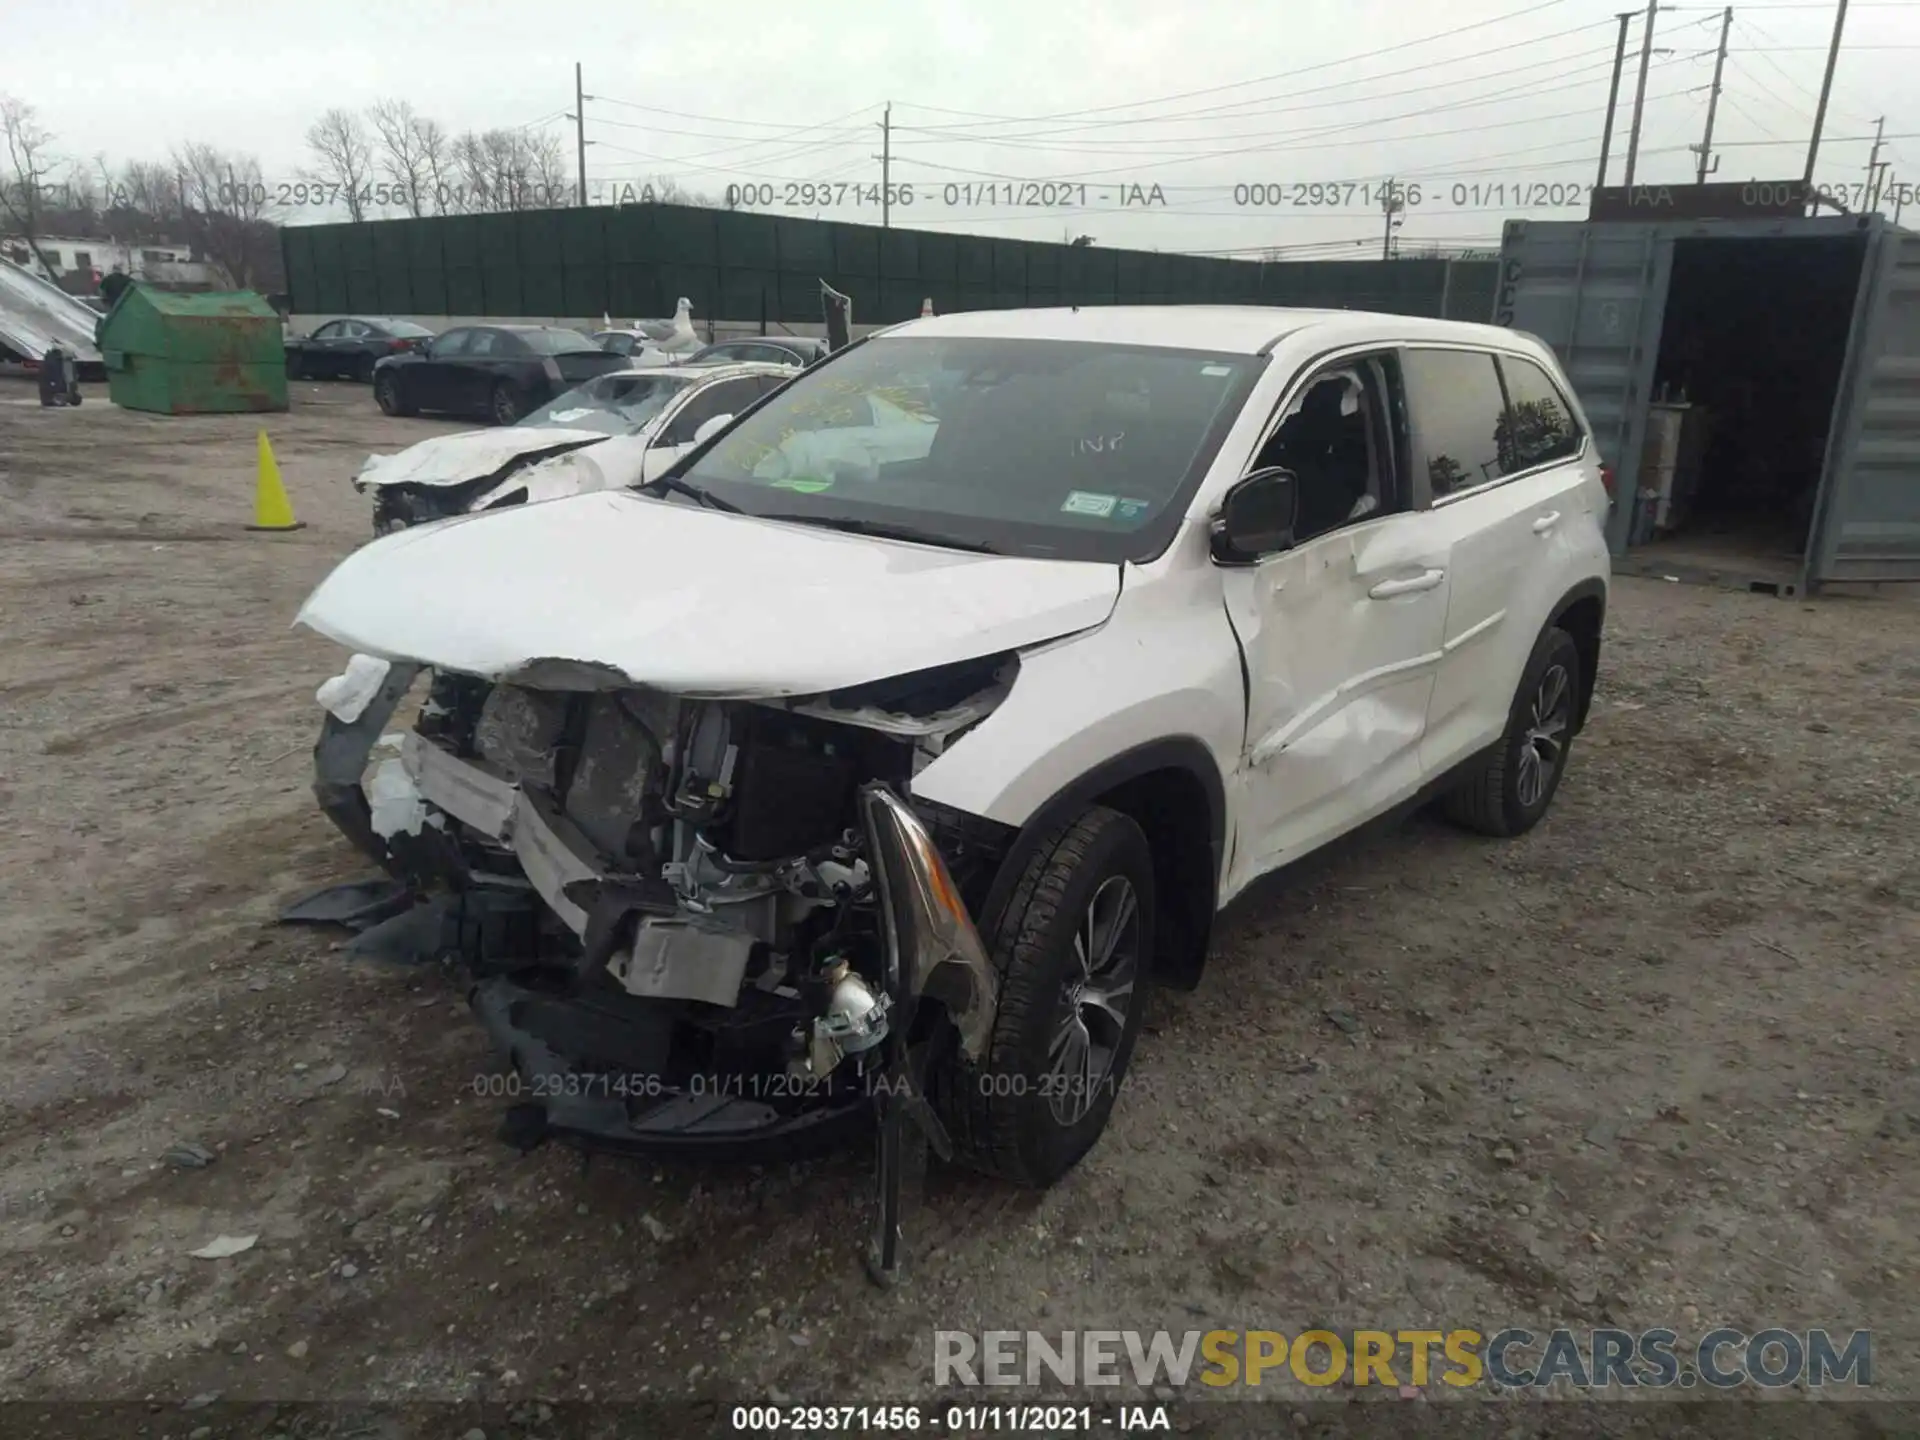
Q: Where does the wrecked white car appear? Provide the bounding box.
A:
[353,362,795,533]
[294,306,1609,1279]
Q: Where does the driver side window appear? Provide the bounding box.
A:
[1248,354,1402,545]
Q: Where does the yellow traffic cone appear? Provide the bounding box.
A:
[247,430,304,532]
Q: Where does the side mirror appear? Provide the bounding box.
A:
[692,413,734,444]
[1210,467,1299,564]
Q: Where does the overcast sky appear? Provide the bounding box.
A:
[8,0,1918,255]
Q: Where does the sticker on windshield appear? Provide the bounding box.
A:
[546,408,595,423]
[1115,497,1151,521]
[772,476,835,494]
[1061,491,1117,517]
[1201,365,1232,377]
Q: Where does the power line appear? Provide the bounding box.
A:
[897,18,1622,137]
[881,0,1585,128]
[890,50,1642,157]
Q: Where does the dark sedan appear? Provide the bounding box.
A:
[286,317,435,382]
[372,324,631,424]
[685,336,831,368]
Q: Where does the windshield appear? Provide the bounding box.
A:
[518,371,694,434]
[677,335,1263,561]
[520,328,599,355]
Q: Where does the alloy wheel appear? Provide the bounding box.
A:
[1046,874,1140,1126]
[1515,662,1572,809]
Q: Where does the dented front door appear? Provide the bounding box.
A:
[1224,512,1450,874]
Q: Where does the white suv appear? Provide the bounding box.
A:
[296,306,1608,1271]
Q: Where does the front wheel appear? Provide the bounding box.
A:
[1440,626,1582,837]
[933,806,1153,1187]
[374,372,411,417]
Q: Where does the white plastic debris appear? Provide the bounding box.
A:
[189,1234,258,1259]
[316,654,392,724]
[366,757,429,839]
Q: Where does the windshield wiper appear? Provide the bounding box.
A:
[640,474,743,513]
[775,515,1001,554]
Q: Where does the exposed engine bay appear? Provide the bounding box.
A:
[310,649,1017,1195]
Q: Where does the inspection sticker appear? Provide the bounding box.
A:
[1115,497,1151,521]
[1061,491,1117,517]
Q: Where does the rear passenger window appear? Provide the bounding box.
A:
[1496,356,1582,473]
[1401,349,1505,499]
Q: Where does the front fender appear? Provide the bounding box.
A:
[908,556,1244,835]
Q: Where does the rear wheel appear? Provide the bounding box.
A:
[1441,626,1582,838]
[934,806,1153,1187]
[374,371,411,417]
[490,380,524,426]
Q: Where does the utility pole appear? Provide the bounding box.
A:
[1623,0,1659,186]
[573,63,589,207]
[881,104,893,229]
[1692,7,1732,183]
[1596,11,1636,189]
[1802,0,1850,190]
[1380,179,1402,260]
[1865,115,1887,211]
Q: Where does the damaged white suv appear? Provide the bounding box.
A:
[296,306,1609,1277]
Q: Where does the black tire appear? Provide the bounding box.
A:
[1441,626,1582,838]
[374,372,410,417]
[355,352,377,384]
[489,380,524,426]
[934,806,1154,1187]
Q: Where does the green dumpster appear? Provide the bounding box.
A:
[98,286,288,414]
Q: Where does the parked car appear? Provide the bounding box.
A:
[286,317,435,382]
[354,362,796,532]
[593,298,703,367]
[372,324,629,424]
[592,320,676,357]
[686,336,831,368]
[296,306,1608,1273]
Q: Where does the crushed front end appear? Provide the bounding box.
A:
[310,654,1014,1194]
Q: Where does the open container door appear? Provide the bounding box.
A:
[1805,223,1920,590]
[1496,221,1672,554]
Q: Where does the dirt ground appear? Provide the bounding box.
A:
[1,379,1916,1427]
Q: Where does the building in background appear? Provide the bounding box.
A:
[0,234,222,296]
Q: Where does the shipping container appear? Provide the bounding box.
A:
[1497,214,1920,593]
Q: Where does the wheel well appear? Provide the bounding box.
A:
[1089,767,1217,992]
[1554,594,1604,731]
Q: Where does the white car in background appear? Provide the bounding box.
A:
[354,361,794,533]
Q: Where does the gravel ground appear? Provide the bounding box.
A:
[0,380,1916,1431]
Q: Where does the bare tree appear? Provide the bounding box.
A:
[369,99,433,216]
[0,95,64,277]
[651,175,719,207]
[304,107,374,221]
[447,127,572,212]
[412,115,453,214]
[169,143,278,288]
[526,129,569,206]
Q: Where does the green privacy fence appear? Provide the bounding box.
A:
[282,205,1498,325]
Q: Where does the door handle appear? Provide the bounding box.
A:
[1368,568,1445,599]
[1532,511,1562,534]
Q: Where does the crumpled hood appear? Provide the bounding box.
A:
[295,489,1121,697]
[356,427,615,491]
